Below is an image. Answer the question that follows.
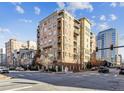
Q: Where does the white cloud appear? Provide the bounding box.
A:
[16,5,24,14]
[98,22,109,31]
[100,15,106,21]
[109,14,117,21]
[110,2,117,7]
[56,2,93,14]
[56,2,65,9]
[110,2,124,7]
[119,2,124,7]
[11,2,22,5]
[34,6,41,15]
[67,2,93,12]
[90,20,96,27]
[0,27,10,33]
[19,19,32,23]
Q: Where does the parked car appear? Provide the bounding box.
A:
[91,67,98,71]
[98,66,109,73]
[0,66,9,74]
[119,68,124,75]
[116,66,121,70]
[16,67,24,71]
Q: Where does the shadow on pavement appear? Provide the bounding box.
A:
[12,82,38,85]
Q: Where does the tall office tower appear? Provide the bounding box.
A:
[96,28,118,63]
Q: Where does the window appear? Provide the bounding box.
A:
[85,26,90,32]
[44,22,47,26]
[48,32,52,36]
[87,39,88,42]
[44,28,47,32]
[53,31,56,35]
[49,39,52,43]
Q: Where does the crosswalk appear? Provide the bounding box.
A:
[0,79,39,91]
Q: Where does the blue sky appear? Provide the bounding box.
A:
[0,2,124,57]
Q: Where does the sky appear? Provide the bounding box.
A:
[0,2,124,58]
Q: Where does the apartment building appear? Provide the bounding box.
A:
[79,18,92,69]
[13,49,36,67]
[37,10,80,71]
[27,41,37,50]
[5,39,37,67]
[37,10,96,71]
[90,32,96,54]
[90,32,97,65]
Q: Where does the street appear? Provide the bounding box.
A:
[0,68,124,91]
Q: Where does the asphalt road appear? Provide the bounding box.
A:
[0,68,124,91]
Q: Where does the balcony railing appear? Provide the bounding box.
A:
[74,23,80,29]
[74,30,79,35]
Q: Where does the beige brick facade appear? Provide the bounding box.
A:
[37,10,96,71]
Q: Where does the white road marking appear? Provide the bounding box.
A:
[4,86,32,91]
[104,74,109,76]
[114,74,118,77]
[18,74,24,77]
[0,82,11,85]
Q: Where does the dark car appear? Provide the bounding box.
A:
[0,67,9,74]
[119,68,124,75]
[116,66,121,70]
[98,66,109,73]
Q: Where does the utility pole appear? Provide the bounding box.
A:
[96,45,124,66]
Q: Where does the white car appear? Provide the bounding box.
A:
[0,67,9,74]
[16,67,24,71]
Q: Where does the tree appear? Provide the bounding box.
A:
[32,48,42,66]
[86,62,92,69]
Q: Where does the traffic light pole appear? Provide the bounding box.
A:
[96,45,124,51]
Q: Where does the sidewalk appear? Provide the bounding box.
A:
[0,74,11,80]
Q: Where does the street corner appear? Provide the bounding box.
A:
[0,74,12,80]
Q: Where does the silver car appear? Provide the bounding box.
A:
[0,67,9,74]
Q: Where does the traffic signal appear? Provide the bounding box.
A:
[110,44,114,50]
[96,47,98,52]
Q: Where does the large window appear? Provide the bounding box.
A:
[85,26,90,32]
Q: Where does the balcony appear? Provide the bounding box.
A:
[58,36,62,42]
[57,51,62,59]
[74,21,80,29]
[58,39,61,43]
[74,45,77,49]
[37,35,40,39]
[74,54,77,59]
[57,31,62,36]
[74,30,79,35]
[58,47,62,51]
[58,11,64,19]
[74,36,77,42]
[74,49,77,53]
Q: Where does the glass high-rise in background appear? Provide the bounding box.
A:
[96,28,118,64]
